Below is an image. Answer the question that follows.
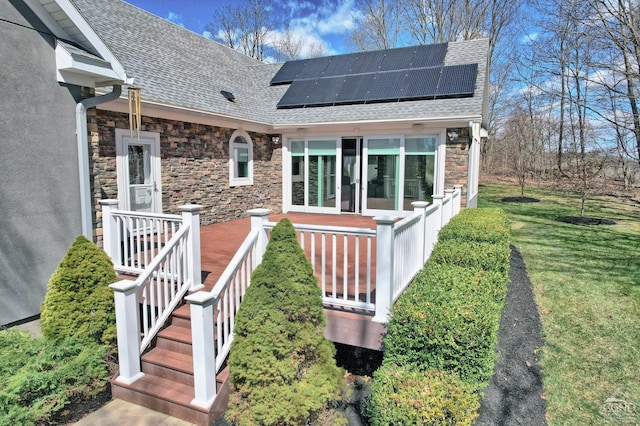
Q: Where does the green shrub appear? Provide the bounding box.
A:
[438,208,510,244]
[383,264,506,387]
[227,219,344,426]
[368,365,479,426]
[40,236,117,347]
[0,329,109,425]
[429,239,511,275]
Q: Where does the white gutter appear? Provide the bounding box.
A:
[76,85,122,239]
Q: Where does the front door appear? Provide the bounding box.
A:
[115,129,162,213]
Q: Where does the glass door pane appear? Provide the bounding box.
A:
[308,154,337,207]
[128,144,153,212]
[403,154,435,210]
[366,154,399,211]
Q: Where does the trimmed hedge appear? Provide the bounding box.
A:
[40,236,117,347]
[368,208,511,424]
[383,263,506,386]
[437,208,510,244]
[227,219,344,425]
[0,330,109,425]
[429,239,511,275]
[368,365,479,426]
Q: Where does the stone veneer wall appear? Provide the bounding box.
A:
[88,109,282,245]
[444,132,470,207]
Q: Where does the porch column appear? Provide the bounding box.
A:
[373,216,395,323]
[179,204,203,291]
[99,199,119,263]
[248,208,271,268]
[443,189,455,226]
[431,194,445,237]
[185,291,216,409]
[453,185,463,216]
[110,279,143,385]
[411,201,430,264]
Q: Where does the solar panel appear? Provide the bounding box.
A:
[411,43,448,68]
[295,56,332,80]
[378,46,417,72]
[350,50,385,74]
[363,71,407,102]
[271,60,306,84]
[276,79,319,108]
[436,63,477,97]
[323,54,357,76]
[304,75,346,105]
[334,73,376,104]
[402,67,441,99]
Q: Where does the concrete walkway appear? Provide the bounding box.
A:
[73,399,196,426]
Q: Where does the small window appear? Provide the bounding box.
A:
[229,130,253,186]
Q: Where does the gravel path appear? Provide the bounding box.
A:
[476,245,547,425]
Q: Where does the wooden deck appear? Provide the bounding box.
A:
[199,212,385,350]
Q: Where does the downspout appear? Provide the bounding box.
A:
[76,85,122,239]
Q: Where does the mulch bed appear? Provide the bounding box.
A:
[555,216,617,226]
[476,245,547,425]
[502,196,541,203]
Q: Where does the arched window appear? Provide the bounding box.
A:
[229,130,253,186]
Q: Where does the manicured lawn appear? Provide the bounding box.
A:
[478,183,640,425]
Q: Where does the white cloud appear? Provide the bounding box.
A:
[520,32,539,44]
[166,12,185,28]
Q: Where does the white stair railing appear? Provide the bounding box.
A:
[102,201,203,385]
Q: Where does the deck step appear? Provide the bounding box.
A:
[142,347,193,374]
[112,367,230,425]
[156,324,193,354]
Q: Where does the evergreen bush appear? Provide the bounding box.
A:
[383,264,506,386]
[0,329,109,425]
[368,365,479,426]
[227,219,344,425]
[429,239,511,275]
[438,208,510,244]
[40,235,117,347]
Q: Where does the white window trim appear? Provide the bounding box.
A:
[115,128,162,212]
[229,129,254,187]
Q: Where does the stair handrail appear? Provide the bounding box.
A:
[108,203,203,386]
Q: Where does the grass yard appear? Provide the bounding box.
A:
[478,183,640,425]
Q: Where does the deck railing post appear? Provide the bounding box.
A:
[185,291,217,409]
[411,201,430,264]
[110,279,143,385]
[373,216,395,323]
[431,194,445,231]
[453,185,463,216]
[179,204,203,291]
[99,199,120,263]
[248,208,271,267]
[443,189,455,226]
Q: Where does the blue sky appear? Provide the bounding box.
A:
[126,0,358,57]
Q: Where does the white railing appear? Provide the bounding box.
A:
[265,222,377,311]
[391,213,424,301]
[102,201,203,386]
[100,200,185,274]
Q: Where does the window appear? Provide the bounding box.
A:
[229,130,253,186]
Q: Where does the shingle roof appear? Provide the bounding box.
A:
[69,0,488,128]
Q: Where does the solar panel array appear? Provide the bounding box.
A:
[271,43,479,109]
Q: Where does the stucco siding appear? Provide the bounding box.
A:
[0,2,82,325]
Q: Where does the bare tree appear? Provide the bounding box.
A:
[348,0,403,50]
[206,0,275,61]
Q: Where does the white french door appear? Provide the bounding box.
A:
[115,129,162,213]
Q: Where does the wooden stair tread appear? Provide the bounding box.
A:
[173,303,191,319]
[158,324,192,344]
[142,347,194,375]
[115,374,204,412]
